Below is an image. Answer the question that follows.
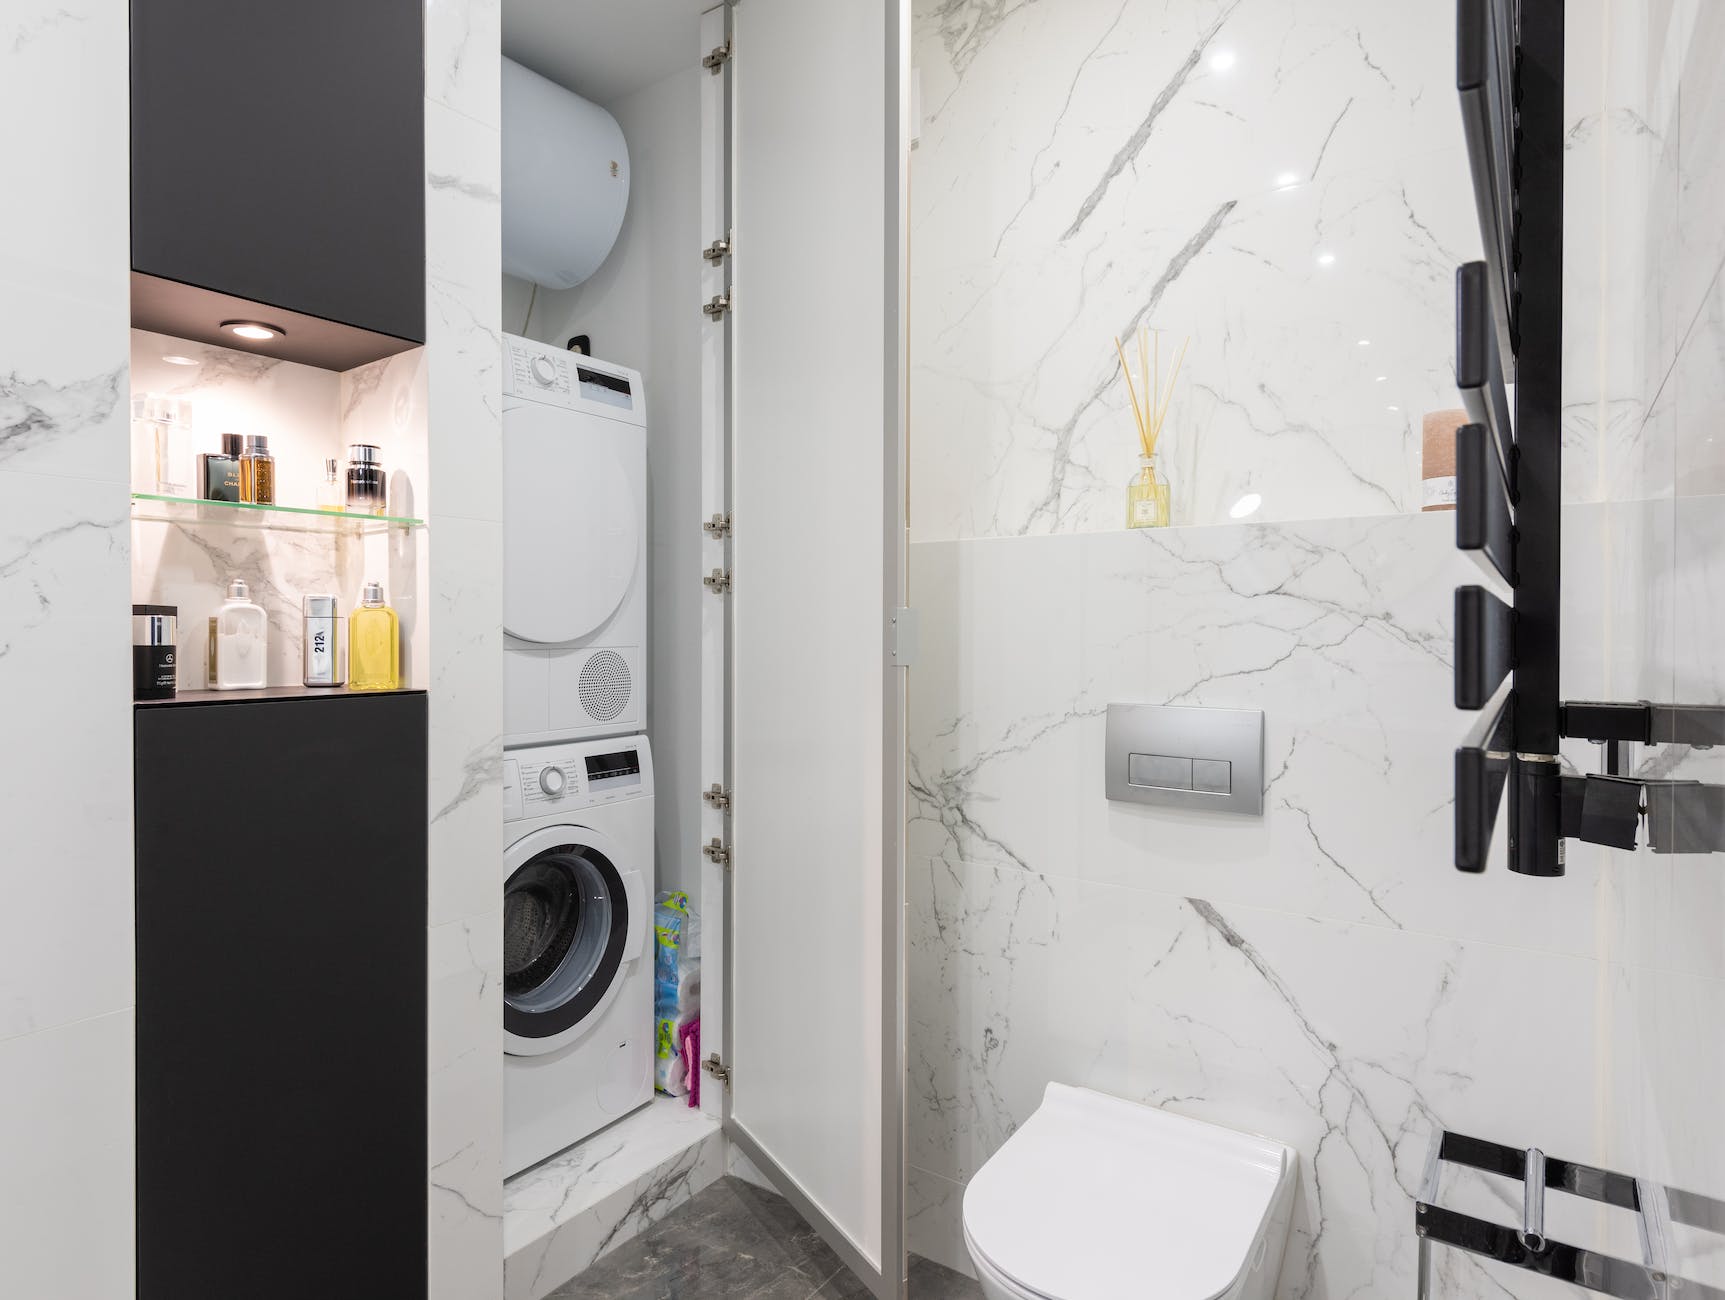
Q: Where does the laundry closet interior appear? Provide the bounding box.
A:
[499,0,907,1289]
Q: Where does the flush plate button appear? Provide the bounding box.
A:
[1191,759,1233,794]
[1106,704,1263,815]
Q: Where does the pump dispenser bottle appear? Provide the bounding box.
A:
[348,581,400,691]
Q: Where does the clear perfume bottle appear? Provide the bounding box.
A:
[132,394,194,496]
[212,578,268,690]
[316,458,346,512]
[348,581,400,691]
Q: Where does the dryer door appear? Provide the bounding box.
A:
[502,824,644,1057]
[503,401,640,645]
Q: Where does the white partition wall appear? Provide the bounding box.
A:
[725,0,907,1292]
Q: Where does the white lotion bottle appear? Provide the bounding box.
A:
[212,578,268,690]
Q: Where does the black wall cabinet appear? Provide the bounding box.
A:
[131,0,426,344]
[136,692,427,1298]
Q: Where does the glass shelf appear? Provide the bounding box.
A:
[131,493,424,534]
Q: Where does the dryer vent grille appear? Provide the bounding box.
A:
[578,651,631,722]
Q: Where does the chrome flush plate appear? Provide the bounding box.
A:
[1105,703,1265,815]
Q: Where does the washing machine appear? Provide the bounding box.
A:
[503,734,655,1176]
[504,334,646,747]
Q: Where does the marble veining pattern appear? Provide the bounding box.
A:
[505,1100,725,1300]
[910,0,1482,537]
[0,0,133,1295]
[422,4,505,1294]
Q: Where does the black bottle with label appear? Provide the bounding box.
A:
[200,433,245,502]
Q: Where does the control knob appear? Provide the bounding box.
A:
[538,766,566,796]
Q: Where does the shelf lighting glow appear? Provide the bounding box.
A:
[221,319,285,342]
[1209,49,1237,72]
[162,355,199,366]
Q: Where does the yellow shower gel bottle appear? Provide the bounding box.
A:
[348,581,400,691]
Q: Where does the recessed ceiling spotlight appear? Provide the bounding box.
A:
[1229,491,1263,519]
[221,319,286,342]
[162,354,200,366]
[1317,252,1336,266]
[1209,49,1237,72]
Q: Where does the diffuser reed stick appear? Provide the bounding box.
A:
[1114,327,1188,461]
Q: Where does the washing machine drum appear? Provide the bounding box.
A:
[503,840,630,1054]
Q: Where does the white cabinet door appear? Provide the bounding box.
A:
[725,0,907,1294]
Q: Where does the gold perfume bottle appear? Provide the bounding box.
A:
[1126,455,1171,528]
[348,581,400,691]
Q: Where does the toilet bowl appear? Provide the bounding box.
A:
[962,1084,1298,1300]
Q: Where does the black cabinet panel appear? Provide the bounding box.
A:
[131,0,426,344]
[136,693,427,1299]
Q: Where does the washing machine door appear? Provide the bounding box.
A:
[503,402,639,645]
[502,825,643,1057]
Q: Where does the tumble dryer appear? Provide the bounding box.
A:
[503,334,646,746]
[503,735,655,1175]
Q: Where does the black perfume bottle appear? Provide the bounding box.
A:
[200,433,244,502]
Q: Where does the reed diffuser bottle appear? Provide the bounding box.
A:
[348,581,400,691]
[1116,326,1184,529]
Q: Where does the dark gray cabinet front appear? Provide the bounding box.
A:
[131,0,426,344]
[135,692,427,1298]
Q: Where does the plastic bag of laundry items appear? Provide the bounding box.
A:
[653,892,701,1099]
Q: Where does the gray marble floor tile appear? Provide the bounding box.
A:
[542,1174,982,1300]
[907,1255,984,1299]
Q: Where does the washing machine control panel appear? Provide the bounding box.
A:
[507,340,572,399]
[503,335,645,422]
[503,737,653,822]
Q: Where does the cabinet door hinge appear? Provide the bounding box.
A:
[703,292,732,320]
[702,234,733,264]
[702,41,732,73]
[703,784,732,810]
[704,568,732,594]
[703,512,733,538]
[703,838,731,868]
[703,1053,732,1085]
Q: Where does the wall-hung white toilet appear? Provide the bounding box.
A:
[962,1084,1299,1300]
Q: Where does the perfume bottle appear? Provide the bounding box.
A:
[303,594,345,687]
[211,578,268,690]
[348,582,400,691]
[241,434,276,504]
[200,433,244,502]
[316,458,346,512]
[132,395,194,496]
[346,444,386,516]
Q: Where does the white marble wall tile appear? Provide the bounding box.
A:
[428,515,506,926]
[910,0,1483,538]
[0,0,129,308]
[0,472,131,1042]
[0,1011,135,1300]
[426,99,505,527]
[424,13,505,1292]
[905,1164,970,1279]
[429,910,506,1300]
[908,515,1611,961]
[908,852,1606,1298]
[426,0,502,131]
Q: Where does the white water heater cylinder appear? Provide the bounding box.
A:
[501,56,630,290]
